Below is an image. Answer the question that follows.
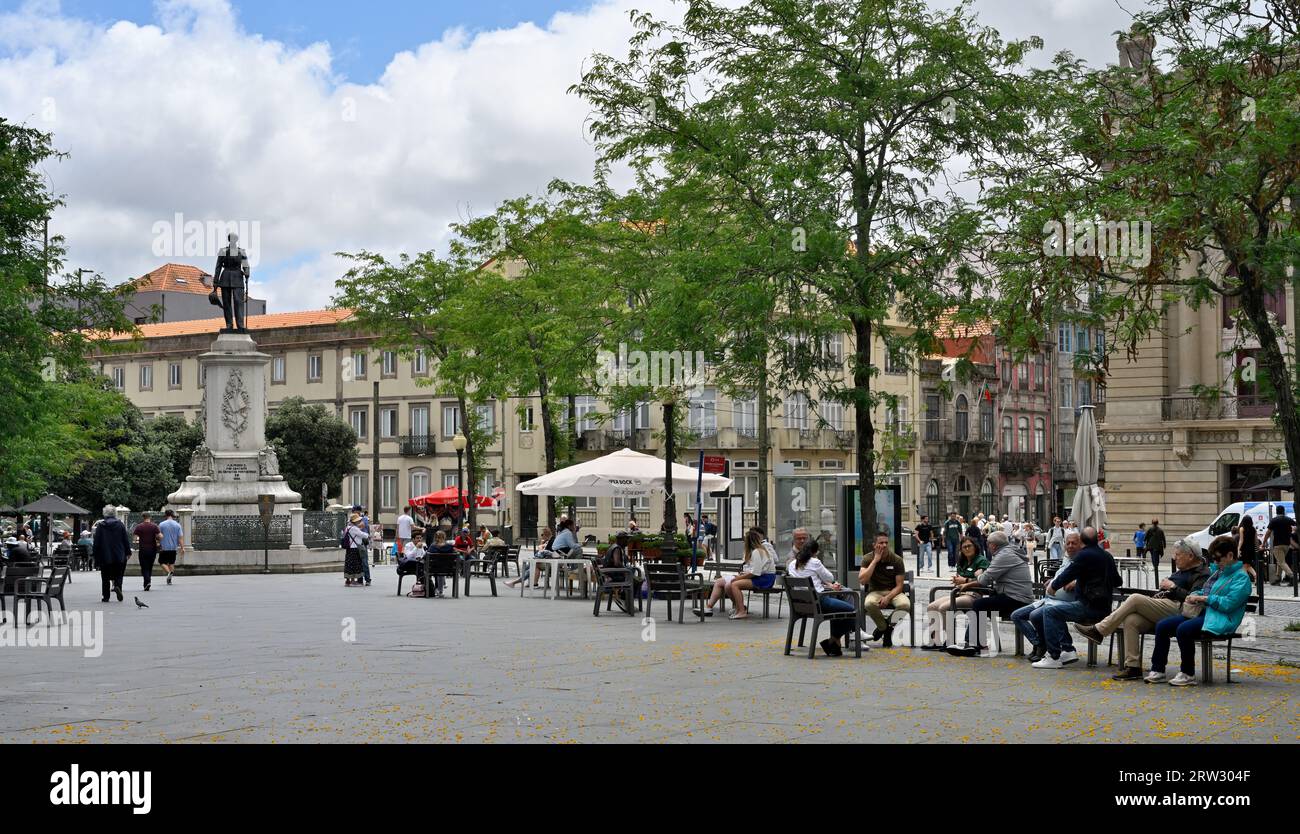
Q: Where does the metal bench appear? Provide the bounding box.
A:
[644,559,708,624]
[781,575,863,659]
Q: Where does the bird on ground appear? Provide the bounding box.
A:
[134,597,148,609]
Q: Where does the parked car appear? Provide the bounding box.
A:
[1187,501,1294,554]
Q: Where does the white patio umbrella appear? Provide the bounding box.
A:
[516,448,732,498]
[1070,405,1107,534]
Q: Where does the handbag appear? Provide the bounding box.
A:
[1180,596,1206,618]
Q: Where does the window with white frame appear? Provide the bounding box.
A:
[380,473,397,510]
[573,495,598,510]
[688,387,717,433]
[979,397,993,441]
[1034,417,1045,453]
[786,459,809,470]
[1001,416,1013,451]
[1060,380,1072,409]
[819,398,844,431]
[307,354,323,382]
[412,349,427,376]
[735,397,757,436]
[410,468,430,499]
[350,407,368,440]
[351,351,367,380]
[519,405,535,432]
[272,355,286,384]
[350,473,368,509]
[613,495,650,511]
[954,395,969,441]
[475,403,495,434]
[824,333,843,362]
[784,392,809,430]
[575,395,599,432]
[410,405,430,438]
[1058,324,1072,353]
[732,460,759,508]
[380,407,398,439]
[442,473,459,489]
[442,404,461,438]
[885,346,908,375]
[1017,416,1029,451]
[381,350,397,378]
[139,364,153,391]
[168,362,182,389]
[819,459,845,470]
[110,366,125,391]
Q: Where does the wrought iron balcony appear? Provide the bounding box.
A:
[1160,395,1275,421]
[1000,452,1044,475]
[943,439,994,459]
[399,435,434,456]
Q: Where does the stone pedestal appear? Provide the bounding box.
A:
[168,332,302,514]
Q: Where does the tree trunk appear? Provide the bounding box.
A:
[1238,267,1300,488]
[459,394,476,537]
[757,367,769,533]
[854,316,878,577]
[538,379,557,531]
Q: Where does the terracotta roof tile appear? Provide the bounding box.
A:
[105,309,355,341]
[936,308,994,339]
[122,263,216,295]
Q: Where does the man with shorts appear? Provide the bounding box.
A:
[1264,505,1296,584]
[158,509,184,585]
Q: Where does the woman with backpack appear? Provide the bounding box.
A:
[342,512,368,586]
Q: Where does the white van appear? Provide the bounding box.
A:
[1187,501,1295,554]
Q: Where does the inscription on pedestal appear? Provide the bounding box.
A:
[216,460,259,481]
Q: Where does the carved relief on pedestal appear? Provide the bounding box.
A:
[222,370,251,448]
[189,442,215,478]
[258,445,281,476]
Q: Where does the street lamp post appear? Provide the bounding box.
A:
[453,431,467,531]
[660,392,677,563]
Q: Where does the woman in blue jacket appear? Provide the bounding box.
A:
[1146,535,1252,686]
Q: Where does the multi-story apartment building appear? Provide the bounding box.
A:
[917,355,999,522]
[92,269,924,539]
[1102,283,1295,540]
[994,337,1055,525]
[1051,319,1108,516]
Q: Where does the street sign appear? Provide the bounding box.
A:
[257,494,275,532]
[702,455,726,475]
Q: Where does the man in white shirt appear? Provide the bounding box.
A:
[398,532,426,587]
[395,509,415,559]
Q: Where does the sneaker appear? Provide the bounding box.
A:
[1111,666,1143,681]
[920,644,945,652]
[1058,650,1080,665]
[946,646,980,658]
[881,631,894,648]
[1028,648,1046,663]
[1169,672,1198,687]
[1144,670,1167,683]
[166,574,172,585]
[871,628,884,642]
[1075,624,1103,644]
[143,586,150,592]
[819,638,843,657]
[1032,656,1065,669]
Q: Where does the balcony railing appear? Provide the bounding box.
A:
[1000,452,1044,475]
[942,439,994,459]
[398,435,434,456]
[1160,396,1275,421]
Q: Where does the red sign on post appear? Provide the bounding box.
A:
[703,455,726,475]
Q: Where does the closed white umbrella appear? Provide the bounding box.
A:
[516,448,732,497]
[1070,405,1107,534]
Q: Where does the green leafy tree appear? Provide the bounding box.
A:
[979,0,1300,485]
[333,250,498,532]
[0,119,134,501]
[575,0,1039,547]
[266,397,360,509]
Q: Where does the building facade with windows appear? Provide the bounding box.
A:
[92,299,924,541]
[1101,279,1295,541]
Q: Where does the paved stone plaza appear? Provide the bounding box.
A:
[2,566,1296,744]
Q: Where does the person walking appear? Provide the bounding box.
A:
[1264,505,1297,584]
[131,512,161,592]
[1144,519,1167,575]
[1047,516,1065,561]
[92,505,130,603]
[157,509,184,585]
[1133,522,1147,562]
[942,512,963,568]
[914,514,934,574]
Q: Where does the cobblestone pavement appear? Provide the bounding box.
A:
[0,566,1294,744]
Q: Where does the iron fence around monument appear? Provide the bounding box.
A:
[192,514,291,550]
[303,511,347,549]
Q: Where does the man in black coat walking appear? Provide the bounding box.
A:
[92,504,131,602]
[1145,519,1167,574]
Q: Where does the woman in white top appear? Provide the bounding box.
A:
[700,528,777,620]
[786,540,856,656]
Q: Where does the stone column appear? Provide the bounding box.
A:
[290,506,306,549]
[1175,298,1201,394]
[115,505,130,522]
[179,508,194,549]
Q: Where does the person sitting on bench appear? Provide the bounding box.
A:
[1029,526,1120,669]
[1075,538,1209,681]
[397,531,427,587]
[1145,535,1251,686]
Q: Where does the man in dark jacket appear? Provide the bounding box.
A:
[1075,537,1210,680]
[1032,526,1121,669]
[92,504,131,602]
[1144,519,1167,574]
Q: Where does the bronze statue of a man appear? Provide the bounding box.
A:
[211,232,250,331]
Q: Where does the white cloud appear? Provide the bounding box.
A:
[0,0,673,310]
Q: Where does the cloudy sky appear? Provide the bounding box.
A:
[0,0,1134,313]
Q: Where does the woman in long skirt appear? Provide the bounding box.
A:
[343,513,367,586]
